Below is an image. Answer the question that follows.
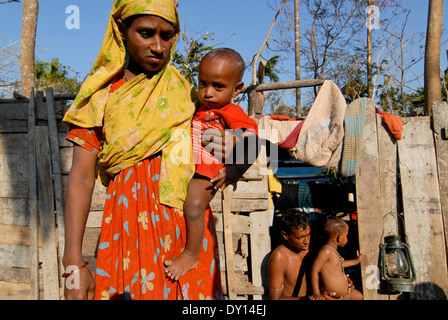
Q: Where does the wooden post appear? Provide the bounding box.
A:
[376,113,400,300]
[432,102,448,264]
[398,116,448,299]
[45,88,65,291]
[222,188,236,299]
[27,88,40,300]
[355,99,387,300]
[247,87,265,120]
[249,210,270,300]
[35,126,60,300]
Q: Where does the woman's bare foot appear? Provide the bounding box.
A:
[164,250,199,281]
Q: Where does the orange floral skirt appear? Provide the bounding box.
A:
[93,154,222,300]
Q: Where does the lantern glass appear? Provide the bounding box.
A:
[386,249,409,277]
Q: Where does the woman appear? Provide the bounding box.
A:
[62,0,229,300]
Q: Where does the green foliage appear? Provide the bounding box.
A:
[264,55,281,83]
[376,74,425,116]
[35,58,82,94]
[266,90,296,118]
[172,31,215,88]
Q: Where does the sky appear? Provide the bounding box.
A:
[0,0,447,103]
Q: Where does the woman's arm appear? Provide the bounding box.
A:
[62,145,97,300]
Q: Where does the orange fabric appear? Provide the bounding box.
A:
[65,81,222,300]
[267,114,289,121]
[109,77,127,94]
[380,112,403,140]
[192,104,258,179]
[376,108,403,140]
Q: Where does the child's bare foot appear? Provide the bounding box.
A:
[164,250,199,281]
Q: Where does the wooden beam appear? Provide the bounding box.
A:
[250,210,270,300]
[432,102,448,263]
[376,113,400,300]
[355,99,388,300]
[398,117,448,299]
[242,79,324,93]
[222,188,237,299]
[35,126,60,300]
[27,88,39,300]
[46,88,65,291]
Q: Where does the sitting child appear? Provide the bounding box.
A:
[311,216,364,300]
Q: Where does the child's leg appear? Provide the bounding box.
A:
[164,177,215,280]
[342,288,363,300]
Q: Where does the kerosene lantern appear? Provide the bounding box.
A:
[380,234,416,293]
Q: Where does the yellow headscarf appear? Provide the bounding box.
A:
[63,0,196,209]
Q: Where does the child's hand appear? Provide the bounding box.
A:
[355,250,364,263]
[210,166,241,192]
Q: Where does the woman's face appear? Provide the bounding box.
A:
[121,15,175,75]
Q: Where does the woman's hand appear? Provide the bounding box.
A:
[63,260,95,300]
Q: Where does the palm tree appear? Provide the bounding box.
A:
[264,55,281,83]
[172,32,214,88]
[35,58,82,94]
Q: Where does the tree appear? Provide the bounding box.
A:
[300,0,365,81]
[424,0,444,115]
[294,0,301,116]
[252,0,289,85]
[172,31,215,88]
[19,0,38,97]
[0,40,20,97]
[366,0,374,99]
[376,6,426,113]
[35,58,82,94]
[264,55,281,83]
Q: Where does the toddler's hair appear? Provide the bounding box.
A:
[323,215,347,238]
[202,48,245,81]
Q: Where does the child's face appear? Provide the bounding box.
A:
[121,15,175,75]
[283,225,311,253]
[197,56,243,109]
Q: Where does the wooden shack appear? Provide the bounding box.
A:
[0,83,447,300]
[0,88,271,300]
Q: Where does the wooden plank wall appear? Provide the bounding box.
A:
[2,92,448,300]
[357,100,448,300]
[0,91,272,300]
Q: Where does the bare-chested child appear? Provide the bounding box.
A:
[268,209,347,300]
[268,209,311,299]
[311,215,364,300]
